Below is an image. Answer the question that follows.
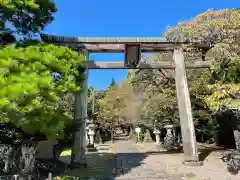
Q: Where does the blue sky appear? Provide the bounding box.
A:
[44,0,239,90]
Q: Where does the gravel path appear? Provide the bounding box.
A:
[134,142,240,180]
[60,141,240,179]
[114,140,182,180]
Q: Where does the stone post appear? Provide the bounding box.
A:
[153,128,161,145]
[88,128,95,145]
[86,124,89,144]
[135,127,141,143]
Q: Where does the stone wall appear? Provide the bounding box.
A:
[36,141,57,159]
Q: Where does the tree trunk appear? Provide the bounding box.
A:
[229,110,240,150]
[0,144,20,173]
[19,143,37,175]
[233,130,240,151]
[0,143,37,176]
[53,143,63,160]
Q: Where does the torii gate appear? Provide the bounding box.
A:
[41,34,210,167]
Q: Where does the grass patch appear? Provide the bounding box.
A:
[60,149,72,157]
[57,147,116,179]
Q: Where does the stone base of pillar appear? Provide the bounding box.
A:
[87,144,94,148]
[156,143,162,150]
[182,160,203,166]
[86,144,97,152]
[69,162,88,169]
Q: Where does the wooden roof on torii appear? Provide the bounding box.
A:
[40,33,211,69]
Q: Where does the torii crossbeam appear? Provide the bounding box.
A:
[41,33,210,167]
[40,33,210,69]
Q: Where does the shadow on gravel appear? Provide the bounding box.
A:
[97,144,109,147]
[145,150,183,155]
[58,152,147,180]
[198,146,224,161]
[114,152,147,178]
[96,147,110,151]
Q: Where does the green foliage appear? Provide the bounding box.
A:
[96,80,136,129]
[87,87,107,121]
[137,132,145,142]
[129,55,177,128]
[108,78,116,89]
[0,43,86,140]
[98,85,124,128]
[0,0,57,35]
[140,93,178,128]
[54,176,78,180]
[0,31,16,45]
[126,9,240,142]
[206,84,240,112]
[165,9,240,44]
[165,9,240,113]
[95,90,107,100]
[93,9,240,144]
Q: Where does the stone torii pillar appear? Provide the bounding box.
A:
[173,48,202,166]
[71,50,89,167]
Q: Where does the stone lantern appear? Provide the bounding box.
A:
[163,123,182,151]
[88,124,95,145]
[153,128,161,145]
[164,124,175,138]
[153,120,161,145]
[86,123,97,152]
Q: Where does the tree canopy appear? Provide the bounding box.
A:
[165,8,240,113]
[0,43,86,140]
[94,9,240,143]
[1,0,56,35]
[0,0,87,141]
